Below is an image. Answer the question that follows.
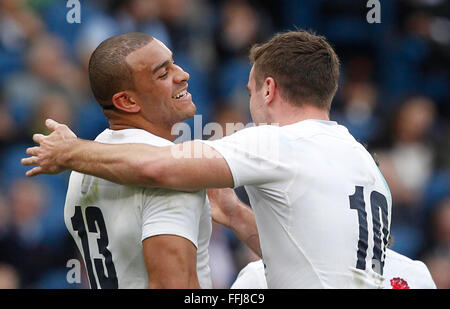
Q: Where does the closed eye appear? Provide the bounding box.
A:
[158,60,176,79]
[159,71,168,79]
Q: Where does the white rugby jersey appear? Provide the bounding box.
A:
[201,119,392,288]
[64,128,212,289]
[231,249,436,289]
[231,260,268,289]
[383,249,436,289]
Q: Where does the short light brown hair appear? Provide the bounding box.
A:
[249,30,340,110]
[88,32,154,108]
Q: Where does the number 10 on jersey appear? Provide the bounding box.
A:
[349,186,389,276]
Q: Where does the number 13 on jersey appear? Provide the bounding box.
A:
[71,206,118,289]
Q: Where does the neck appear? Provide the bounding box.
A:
[108,116,175,141]
[273,103,330,126]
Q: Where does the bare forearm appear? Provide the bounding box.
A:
[61,139,165,187]
[60,139,233,191]
[229,203,262,258]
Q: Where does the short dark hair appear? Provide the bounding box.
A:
[249,30,340,110]
[88,32,154,108]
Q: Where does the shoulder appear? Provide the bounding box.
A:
[219,124,281,143]
[384,249,436,289]
[282,119,351,138]
[142,187,207,206]
[385,249,422,275]
[95,128,174,147]
[66,170,86,189]
[199,124,283,160]
[385,248,412,263]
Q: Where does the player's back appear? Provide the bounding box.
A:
[64,129,212,289]
[243,120,392,288]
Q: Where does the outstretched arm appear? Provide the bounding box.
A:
[21,119,234,191]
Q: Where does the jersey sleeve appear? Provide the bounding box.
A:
[411,261,437,289]
[231,260,268,289]
[140,188,206,248]
[199,125,289,188]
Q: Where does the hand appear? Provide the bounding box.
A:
[21,119,77,177]
[207,188,241,228]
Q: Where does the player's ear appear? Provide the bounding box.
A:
[263,77,276,105]
[112,91,141,113]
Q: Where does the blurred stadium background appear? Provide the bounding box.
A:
[0,0,449,289]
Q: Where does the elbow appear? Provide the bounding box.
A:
[137,148,195,191]
[139,159,168,188]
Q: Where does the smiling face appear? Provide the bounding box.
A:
[125,39,196,126]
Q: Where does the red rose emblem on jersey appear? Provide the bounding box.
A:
[390,277,410,289]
